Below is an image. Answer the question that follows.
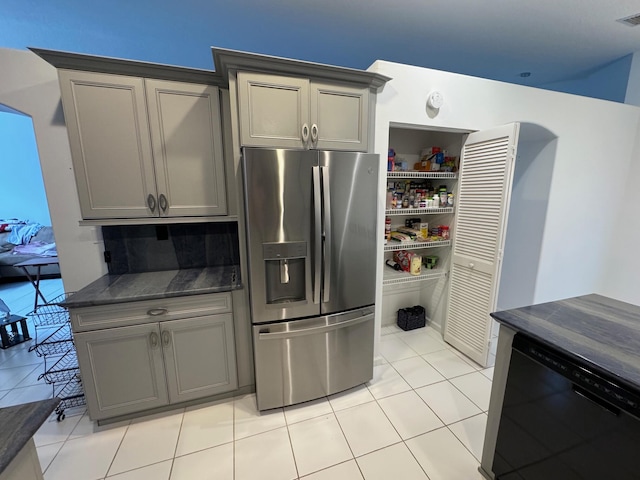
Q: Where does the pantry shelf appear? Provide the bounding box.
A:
[383,269,447,285]
[384,239,451,251]
[385,207,454,215]
[387,171,457,179]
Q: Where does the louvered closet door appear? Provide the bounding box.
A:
[444,123,520,366]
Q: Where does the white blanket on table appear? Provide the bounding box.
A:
[11,242,57,257]
[6,223,43,245]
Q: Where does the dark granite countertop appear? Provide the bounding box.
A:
[0,398,60,475]
[491,294,640,392]
[61,266,242,308]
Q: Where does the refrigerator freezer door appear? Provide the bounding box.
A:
[319,151,379,315]
[243,148,319,323]
[253,307,375,410]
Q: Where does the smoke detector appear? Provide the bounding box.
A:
[427,91,443,109]
[617,13,640,26]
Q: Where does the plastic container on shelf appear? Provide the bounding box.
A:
[424,256,439,269]
[410,255,422,276]
[439,186,448,207]
[385,217,391,243]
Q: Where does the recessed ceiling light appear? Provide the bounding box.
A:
[617,13,640,26]
[519,72,531,78]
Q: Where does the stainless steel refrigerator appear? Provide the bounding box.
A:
[242,147,378,410]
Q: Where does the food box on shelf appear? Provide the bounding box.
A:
[393,250,421,273]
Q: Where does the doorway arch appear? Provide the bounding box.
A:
[0,106,51,225]
[0,48,107,291]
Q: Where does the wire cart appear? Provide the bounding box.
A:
[28,293,85,421]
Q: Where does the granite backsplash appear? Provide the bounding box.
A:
[102,223,239,275]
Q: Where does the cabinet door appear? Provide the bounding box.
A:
[237,72,309,148]
[145,80,227,216]
[444,123,520,367]
[161,314,237,404]
[58,70,158,219]
[310,82,369,151]
[75,324,168,420]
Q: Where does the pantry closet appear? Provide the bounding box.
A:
[368,59,636,368]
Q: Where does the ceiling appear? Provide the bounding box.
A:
[245,0,640,86]
[3,0,640,88]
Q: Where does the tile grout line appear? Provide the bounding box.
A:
[283,415,301,480]
[166,407,186,480]
[447,374,490,412]
[377,342,488,477]
[104,459,172,479]
[232,395,236,480]
[368,363,434,480]
[102,421,131,478]
[326,391,365,480]
[39,440,65,476]
[443,412,488,463]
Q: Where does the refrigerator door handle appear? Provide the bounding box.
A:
[321,166,332,303]
[257,313,372,340]
[312,166,322,304]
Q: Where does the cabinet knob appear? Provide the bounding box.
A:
[469,263,475,269]
[162,330,171,347]
[158,194,168,213]
[149,331,159,348]
[302,123,310,143]
[147,308,168,316]
[311,123,318,143]
[147,194,157,213]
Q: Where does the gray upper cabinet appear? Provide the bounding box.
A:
[58,70,227,220]
[145,79,227,217]
[310,82,369,151]
[237,72,369,151]
[237,73,309,149]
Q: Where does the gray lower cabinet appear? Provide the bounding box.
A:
[75,323,168,420]
[162,313,237,404]
[75,314,237,421]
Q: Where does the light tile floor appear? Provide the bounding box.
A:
[1,280,492,479]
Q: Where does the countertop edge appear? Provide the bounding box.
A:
[491,307,640,394]
[0,398,60,476]
[61,283,243,309]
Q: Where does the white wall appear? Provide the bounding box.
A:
[369,61,640,328]
[599,123,640,305]
[0,48,107,291]
[498,128,557,311]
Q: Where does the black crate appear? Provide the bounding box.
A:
[397,305,426,331]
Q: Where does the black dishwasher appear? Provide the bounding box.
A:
[493,334,640,479]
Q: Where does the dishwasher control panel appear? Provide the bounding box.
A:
[513,334,640,417]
